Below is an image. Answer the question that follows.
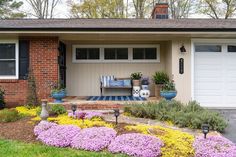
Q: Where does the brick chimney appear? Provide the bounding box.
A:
[151,3,169,19]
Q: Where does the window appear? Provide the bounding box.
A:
[195,45,222,52]
[133,48,157,60]
[75,48,100,60]
[104,48,128,60]
[0,41,18,79]
[228,45,236,52]
[73,45,160,63]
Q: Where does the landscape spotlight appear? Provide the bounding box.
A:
[202,124,210,139]
[114,109,120,125]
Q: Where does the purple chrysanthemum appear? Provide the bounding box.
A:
[68,111,104,120]
[37,125,81,147]
[193,135,236,157]
[108,133,163,157]
[71,127,117,151]
[34,121,58,136]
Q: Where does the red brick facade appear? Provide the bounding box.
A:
[0,37,59,107]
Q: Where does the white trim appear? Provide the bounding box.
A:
[2,31,236,35]
[72,44,160,63]
[191,38,236,102]
[0,39,19,79]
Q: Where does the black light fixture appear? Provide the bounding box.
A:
[202,124,210,139]
[71,104,77,115]
[180,44,187,53]
[114,109,120,125]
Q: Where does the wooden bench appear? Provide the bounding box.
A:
[100,77,132,96]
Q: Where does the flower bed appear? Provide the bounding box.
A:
[126,125,194,157]
[108,133,163,157]
[16,106,39,116]
[193,135,236,157]
[71,127,117,151]
[37,125,81,147]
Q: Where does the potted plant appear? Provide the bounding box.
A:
[141,77,149,90]
[152,71,169,98]
[160,80,177,100]
[51,83,66,103]
[0,86,5,109]
[131,72,142,86]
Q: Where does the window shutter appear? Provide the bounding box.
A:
[19,40,29,80]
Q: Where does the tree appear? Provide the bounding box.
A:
[0,0,25,19]
[26,0,60,19]
[26,68,39,107]
[169,0,194,18]
[132,0,146,18]
[68,0,125,18]
[198,0,236,19]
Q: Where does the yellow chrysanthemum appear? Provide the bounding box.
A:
[16,106,39,116]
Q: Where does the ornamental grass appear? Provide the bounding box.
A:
[37,125,81,147]
[193,135,236,157]
[126,125,194,157]
[48,115,113,128]
[71,127,117,151]
[108,133,163,157]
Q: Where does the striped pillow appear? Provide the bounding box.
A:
[100,75,114,87]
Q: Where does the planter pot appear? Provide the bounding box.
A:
[132,80,140,86]
[154,84,164,98]
[160,91,177,101]
[51,91,67,103]
[141,85,149,90]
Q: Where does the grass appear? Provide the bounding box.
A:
[0,139,127,157]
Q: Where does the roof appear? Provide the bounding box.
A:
[1,18,236,32]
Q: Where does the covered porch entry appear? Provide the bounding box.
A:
[59,33,173,100]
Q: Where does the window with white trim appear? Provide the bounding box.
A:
[0,40,18,79]
[72,45,160,63]
[195,44,222,52]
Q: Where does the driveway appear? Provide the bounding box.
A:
[213,109,236,143]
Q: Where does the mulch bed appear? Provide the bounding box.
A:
[0,118,138,143]
[0,117,38,143]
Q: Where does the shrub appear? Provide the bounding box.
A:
[0,109,23,122]
[108,133,163,157]
[130,72,142,80]
[37,125,81,147]
[50,104,67,115]
[193,135,236,157]
[71,127,117,151]
[152,71,169,84]
[16,106,39,117]
[0,86,5,109]
[124,100,228,132]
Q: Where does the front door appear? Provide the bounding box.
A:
[58,41,66,88]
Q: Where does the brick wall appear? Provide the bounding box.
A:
[0,37,59,107]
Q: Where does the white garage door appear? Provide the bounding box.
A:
[194,43,236,108]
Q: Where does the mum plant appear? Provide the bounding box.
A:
[71,127,117,151]
[108,133,163,157]
[37,125,81,147]
[193,135,236,157]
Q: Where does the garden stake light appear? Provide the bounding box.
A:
[202,124,210,139]
[114,109,120,125]
[71,104,77,115]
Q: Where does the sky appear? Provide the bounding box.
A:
[19,0,205,18]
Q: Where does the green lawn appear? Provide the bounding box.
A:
[0,139,126,157]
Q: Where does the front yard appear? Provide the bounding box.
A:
[0,100,235,157]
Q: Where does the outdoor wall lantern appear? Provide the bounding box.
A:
[114,109,120,125]
[71,104,77,115]
[180,44,187,53]
[202,124,210,139]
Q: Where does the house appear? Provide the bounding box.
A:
[1,3,236,108]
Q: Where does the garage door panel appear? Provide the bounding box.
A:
[194,43,236,107]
